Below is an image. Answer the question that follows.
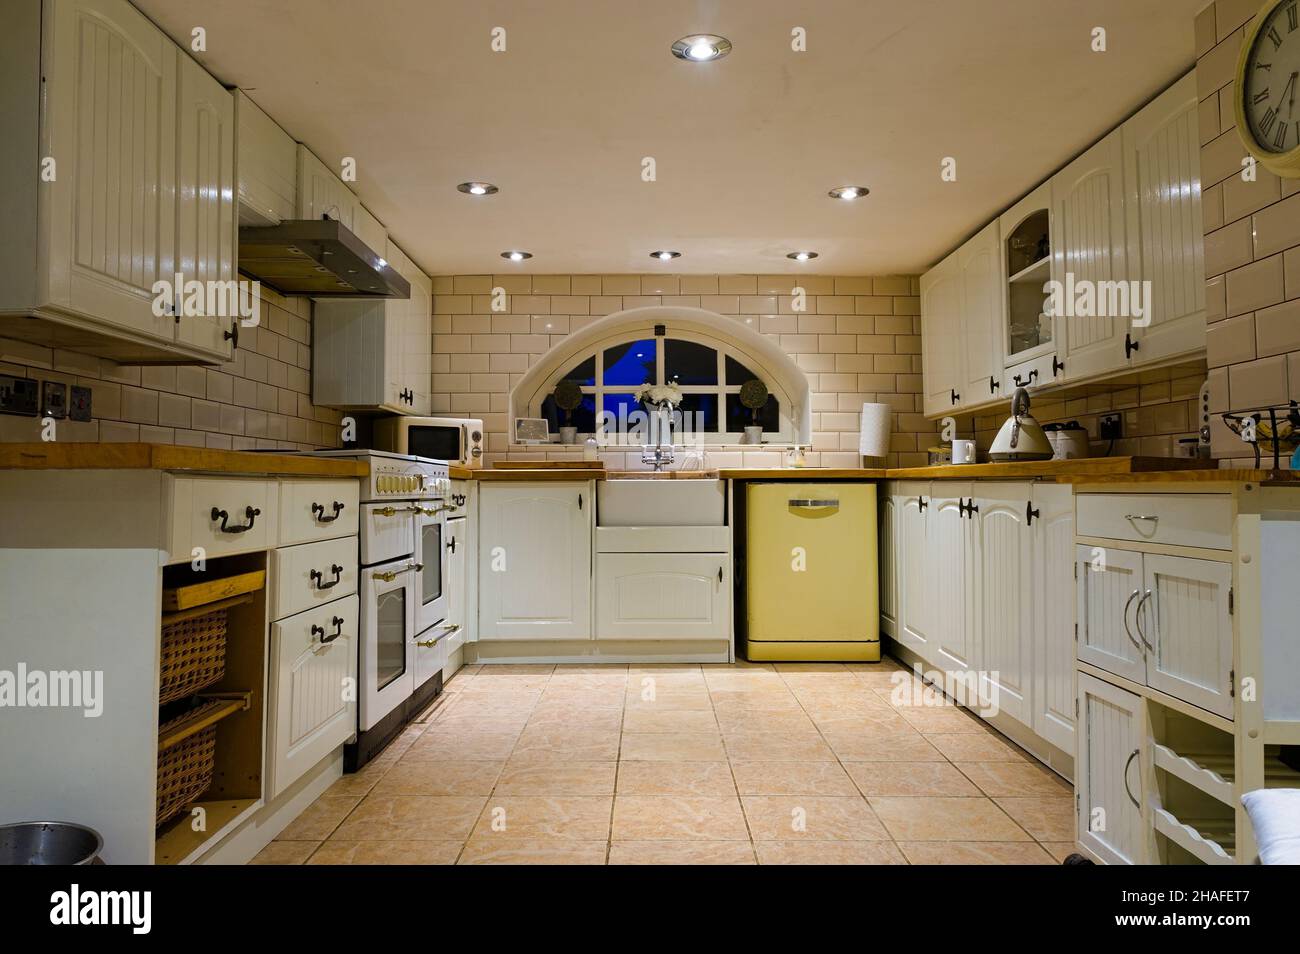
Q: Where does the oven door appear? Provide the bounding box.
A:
[359,557,417,731]
[413,501,450,634]
[360,502,416,566]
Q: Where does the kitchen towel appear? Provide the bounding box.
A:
[859,403,891,459]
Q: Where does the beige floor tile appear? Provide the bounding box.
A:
[993,796,1076,841]
[955,761,1072,797]
[754,841,907,865]
[494,759,617,796]
[627,665,706,688]
[324,760,393,797]
[1041,841,1077,862]
[823,731,946,762]
[458,836,607,865]
[730,760,858,796]
[620,732,726,761]
[432,709,531,731]
[869,796,1031,842]
[616,760,736,796]
[713,709,818,734]
[809,710,919,737]
[925,732,1029,762]
[276,795,360,841]
[704,674,790,694]
[548,672,629,689]
[898,841,1055,865]
[624,687,714,711]
[722,730,836,761]
[250,840,318,864]
[526,706,623,731]
[537,687,627,708]
[308,840,463,865]
[741,795,890,841]
[897,706,990,734]
[851,668,916,690]
[370,760,504,797]
[710,692,804,714]
[510,725,621,761]
[403,729,521,761]
[621,707,719,734]
[777,672,861,691]
[332,795,486,841]
[845,761,982,797]
[843,659,907,673]
[611,795,749,841]
[471,796,613,840]
[608,841,756,865]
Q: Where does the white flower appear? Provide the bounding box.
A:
[634,383,683,407]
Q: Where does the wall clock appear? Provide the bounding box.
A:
[1236,0,1300,176]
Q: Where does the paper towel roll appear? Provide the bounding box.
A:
[859,403,891,458]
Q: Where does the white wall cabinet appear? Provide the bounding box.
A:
[1122,73,1206,366]
[235,91,297,227]
[0,0,237,364]
[477,482,593,640]
[959,222,1006,405]
[920,253,964,416]
[1077,671,1149,865]
[595,553,729,640]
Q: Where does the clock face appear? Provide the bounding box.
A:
[1243,1,1300,153]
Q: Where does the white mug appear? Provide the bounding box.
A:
[951,439,976,464]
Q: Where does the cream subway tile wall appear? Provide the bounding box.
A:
[1196,0,1300,466]
[0,285,344,449]
[430,274,930,469]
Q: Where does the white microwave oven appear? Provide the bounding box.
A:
[371,416,484,468]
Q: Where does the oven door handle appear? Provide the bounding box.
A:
[372,562,423,583]
[414,504,454,517]
[372,505,421,517]
[415,623,460,648]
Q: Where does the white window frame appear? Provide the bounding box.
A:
[529,327,793,444]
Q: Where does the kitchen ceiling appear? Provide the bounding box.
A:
[135,0,1204,276]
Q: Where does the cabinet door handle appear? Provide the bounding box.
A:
[717,565,724,583]
[1121,588,1144,653]
[223,319,239,350]
[1134,589,1155,652]
[989,376,1000,394]
[1026,501,1039,525]
[1013,369,1039,387]
[310,564,344,590]
[918,497,928,512]
[210,505,260,534]
[1124,513,1159,524]
[312,500,345,522]
[1125,332,1139,359]
[578,493,583,510]
[1123,748,1141,808]
[950,388,960,405]
[1052,356,1065,377]
[312,616,344,645]
[446,536,457,553]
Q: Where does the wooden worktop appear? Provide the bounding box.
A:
[718,468,890,479]
[0,443,368,477]
[887,456,1203,481]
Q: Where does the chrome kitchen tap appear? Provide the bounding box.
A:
[641,442,676,472]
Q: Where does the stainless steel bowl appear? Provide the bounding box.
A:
[0,821,104,865]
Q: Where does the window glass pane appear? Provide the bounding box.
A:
[725,393,780,432]
[603,340,656,386]
[665,339,718,386]
[601,393,645,442]
[675,393,718,436]
[541,393,596,434]
[725,354,760,385]
[561,355,596,387]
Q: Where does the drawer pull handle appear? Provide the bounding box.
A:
[374,562,422,583]
[210,505,260,534]
[1122,589,1144,653]
[310,564,344,590]
[789,499,839,509]
[1125,514,1158,523]
[452,493,467,506]
[1134,589,1155,652]
[416,623,460,648]
[1123,749,1141,808]
[312,500,345,522]
[312,616,345,644]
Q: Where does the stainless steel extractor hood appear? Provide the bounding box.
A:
[237,218,410,299]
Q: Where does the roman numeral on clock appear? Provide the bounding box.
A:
[1255,88,1272,104]
[1289,4,1298,31]
[1274,121,1289,150]
[1269,26,1284,49]
[1261,108,1278,136]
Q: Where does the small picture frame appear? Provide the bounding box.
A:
[514,417,550,444]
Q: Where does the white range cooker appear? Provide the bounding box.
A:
[308,450,457,769]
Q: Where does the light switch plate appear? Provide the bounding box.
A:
[42,380,68,419]
[69,385,92,422]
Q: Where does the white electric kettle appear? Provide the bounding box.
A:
[989,388,1054,462]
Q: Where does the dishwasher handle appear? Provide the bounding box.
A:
[788,499,839,510]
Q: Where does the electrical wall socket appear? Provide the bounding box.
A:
[0,374,39,416]
[1099,413,1123,439]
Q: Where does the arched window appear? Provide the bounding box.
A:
[533,330,790,443]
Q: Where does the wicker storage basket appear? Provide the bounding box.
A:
[155,700,223,828]
[158,607,229,705]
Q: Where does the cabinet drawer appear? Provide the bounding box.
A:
[171,477,276,558]
[279,479,360,546]
[1076,493,1232,550]
[271,537,358,621]
[268,594,358,798]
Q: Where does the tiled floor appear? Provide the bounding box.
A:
[252,658,1075,865]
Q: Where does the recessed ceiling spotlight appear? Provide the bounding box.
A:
[457,181,498,196]
[787,251,819,261]
[501,250,532,262]
[671,34,731,62]
[828,185,870,200]
[650,250,681,261]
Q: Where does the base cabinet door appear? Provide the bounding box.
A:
[478,482,592,639]
[1032,484,1076,753]
[1140,554,1233,719]
[930,490,973,675]
[268,594,358,798]
[972,486,1032,726]
[1077,672,1148,865]
[896,486,934,661]
[444,516,467,655]
[596,553,729,640]
[1076,545,1146,683]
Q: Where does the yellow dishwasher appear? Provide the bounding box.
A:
[744,482,879,662]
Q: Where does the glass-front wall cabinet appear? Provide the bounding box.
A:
[1005,207,1052,360]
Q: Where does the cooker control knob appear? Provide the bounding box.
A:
[376,475,389,493]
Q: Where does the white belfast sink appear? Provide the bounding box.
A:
[597,478,726,526]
